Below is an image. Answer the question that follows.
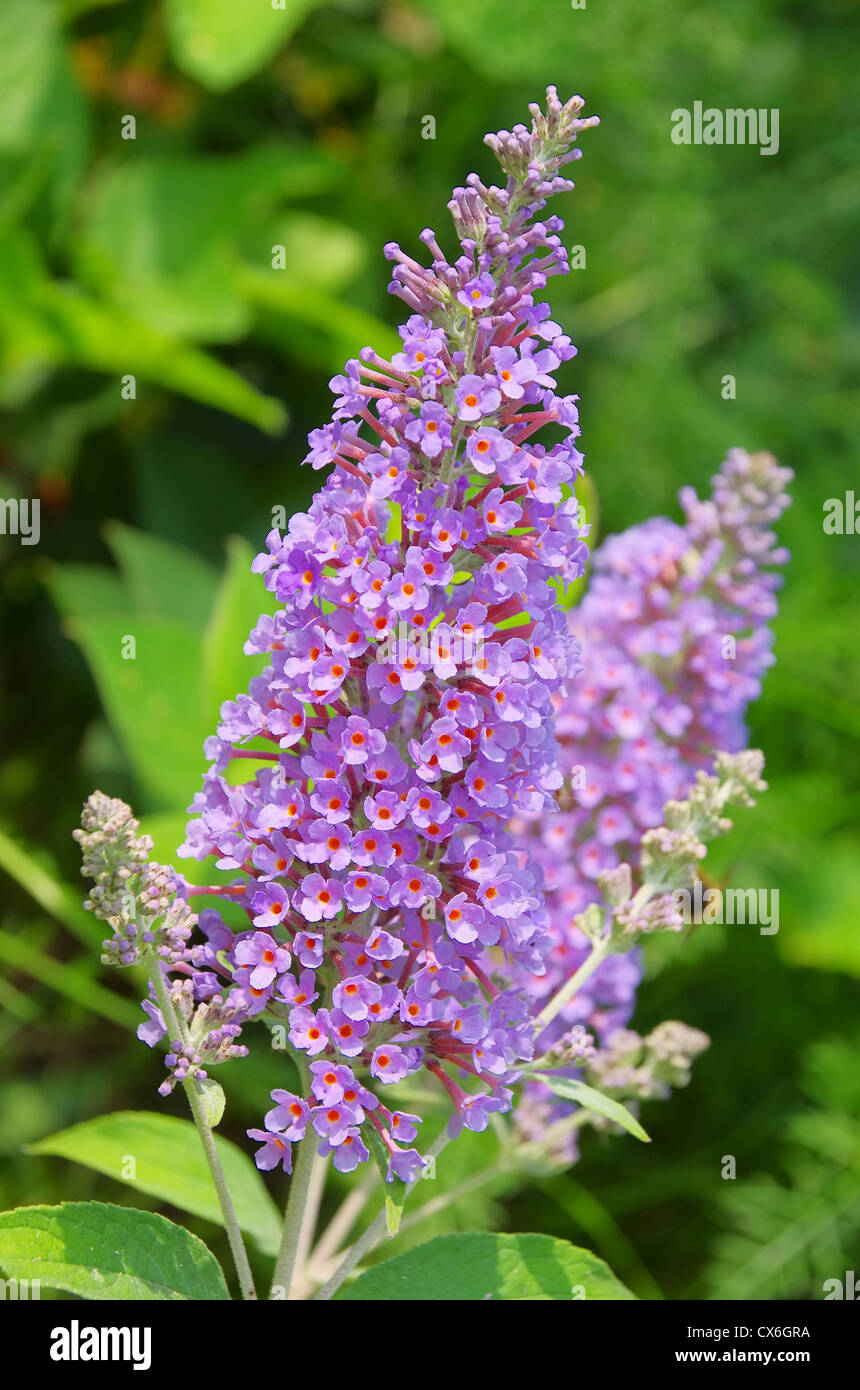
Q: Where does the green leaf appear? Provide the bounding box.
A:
[536,1076,651,1143]
[339,1232,636,1301]
[415,0,568,80]
[362,1122,408,1237]
[201,535,268,717]
[0,0,90,225]
[255,212,367,293]
[0,227,286,430]
[0,1202,229,1300]
[0,931,139,1029]
[66,615,208,809]
[0,825,100,948]
[46,285,287,431]
[28,1111,282,1257]
[247,276,400,372]
[40,561,127,621]
[164,0,322,91]
[104,523,218,629]
[197,1079,226,1127]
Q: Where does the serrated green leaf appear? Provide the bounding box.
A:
[28,1111,282,1256]
[339,1232,636,1301]
[536,1076,651,1142]
[0,1202,228,1300]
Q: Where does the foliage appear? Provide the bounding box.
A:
[0,0,857,1301]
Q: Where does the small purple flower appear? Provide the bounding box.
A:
[404,401,452,459]
[311,1103,355,1145]
[247,1128,293,1173]
[489,346,537,399]
[389,1111,422,1143]
[329,1009,369,1057]
[137,998,165,1048]
[333,974,382,1021]
[326,1129,370,1172]
[370,1043,410,1084]
[481,487,522,535]
[288,1006,329,1055]
[386,1146,427,1183]
[294,932,325,969]
[295,873,343,923]
[265,1090,311,1139]
[339,715,386,765]
[277,968,318,1008]
[457,273,495,311]
[450,1091,506,1135]
[465,427,515,474]
[309,782,352,825]
[233,931,291,990]
[455,374,501,422]
[390,866,442,910]
[250,882,291,929]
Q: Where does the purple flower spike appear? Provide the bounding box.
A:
[513,449,792,1160]
[138,90,600,1178]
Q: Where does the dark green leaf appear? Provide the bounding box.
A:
[339,1232,636,1301]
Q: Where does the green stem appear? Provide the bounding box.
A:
[304,1170,377,1283]
[398,1162,511,1234]
[270,1105,322,1299]
[313,1207,386,1301]
[147,956,257,1301]
[314,1129,453,1301]
[533,938,610,1034]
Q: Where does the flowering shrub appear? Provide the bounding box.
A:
[63,92,790,1302]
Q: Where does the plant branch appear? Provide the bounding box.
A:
[533,938,610,1034]
[147,955,257,1301]
[314,1129,453,1300]
[270,1076,323,1299]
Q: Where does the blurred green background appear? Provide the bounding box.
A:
[1,0,858,1300]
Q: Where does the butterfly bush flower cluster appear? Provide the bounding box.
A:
[513,451,791,1158]
[73,89,599,1183]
